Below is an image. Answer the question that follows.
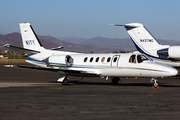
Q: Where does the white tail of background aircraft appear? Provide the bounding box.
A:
[3,22,178,87]
[111,23,180,67]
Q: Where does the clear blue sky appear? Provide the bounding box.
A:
[1,0,180,40]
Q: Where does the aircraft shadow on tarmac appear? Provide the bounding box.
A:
[49,81,180,87]
[170,75,180,79]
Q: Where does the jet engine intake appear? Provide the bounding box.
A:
[157,48,168,58]
[157,46,180,59]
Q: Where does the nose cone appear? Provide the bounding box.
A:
[168,67,178,76]
[161,65,178,76]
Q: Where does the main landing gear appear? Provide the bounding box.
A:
[62,77,69,85]
[111,77,120,85]
[57,75,69,85]
[150,78,160,88]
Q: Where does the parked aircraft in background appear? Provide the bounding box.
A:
[111,23,180,67]
[4,23,178,87]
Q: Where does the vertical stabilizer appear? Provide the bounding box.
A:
[124,23,161,50]
[19,23,43,51]
[111,23,168,56]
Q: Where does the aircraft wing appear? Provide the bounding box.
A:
[6,65,100,77]
[3,44,40,54]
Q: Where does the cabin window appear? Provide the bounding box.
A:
[84,57,88,62]
[90,57,93,62]
[101,57,105,62]
[129,55,136,63]
[107,57,111,62]
[96,57,99,62]
[113,57,117,62]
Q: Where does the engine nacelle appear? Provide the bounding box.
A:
[157,46,180,59]
[168,46,180,59]
[48,54,73,67]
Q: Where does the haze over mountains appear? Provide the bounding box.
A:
[0,31,5,35]
[1,32,180,53]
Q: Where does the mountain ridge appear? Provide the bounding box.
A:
[1,32,180,53]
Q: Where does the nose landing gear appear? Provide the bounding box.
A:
[150,78,161,88]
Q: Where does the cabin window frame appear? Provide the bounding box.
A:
[113,57,117,62]
[96,57,99,62]
[101,57,105,62]
[90,57,94,62]
[107,57,111,62]
[84,57,88,62]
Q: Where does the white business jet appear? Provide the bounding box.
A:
[4,23,178,87]
[111,23,180,67]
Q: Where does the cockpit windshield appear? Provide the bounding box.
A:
[129,54,152,64]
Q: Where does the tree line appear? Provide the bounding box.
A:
[0,50,25,59]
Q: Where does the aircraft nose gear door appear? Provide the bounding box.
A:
[111,55,120,67]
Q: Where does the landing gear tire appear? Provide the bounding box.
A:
[154,81,159,88]
[62,78,69,85]
[151,78,159,88]
[111,77,119,85]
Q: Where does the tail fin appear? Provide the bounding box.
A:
[111,23,167,56]
[19,23,43,51]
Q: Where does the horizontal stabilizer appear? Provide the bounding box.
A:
[108,23,143,28]
[3,44,40,54]
[49,46,64,50]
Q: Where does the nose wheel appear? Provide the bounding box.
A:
[153,80,159,88]
[150,78,159,88]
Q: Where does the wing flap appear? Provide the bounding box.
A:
[7,65,100,77]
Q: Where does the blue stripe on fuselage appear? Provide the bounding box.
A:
[25,56,118,69]
[26,56,45,64]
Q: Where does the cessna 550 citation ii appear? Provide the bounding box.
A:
[4,23,178,87]
[111,23,180,67]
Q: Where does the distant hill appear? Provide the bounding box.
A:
[157,39,180,45]
[58,36,87,44]
[0,31,6,35]
[38,35,113,52]
[0,33,116,53]
[1,33,180,53]
[81,37,135,51]
[60,36,180,51]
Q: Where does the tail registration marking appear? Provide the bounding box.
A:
[26,40,35,45]
[140,39,154,42]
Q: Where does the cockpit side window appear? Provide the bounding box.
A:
[141,54,152,61]
[137,55,143,63]
[137,54,152,63]
[129,55,136,63]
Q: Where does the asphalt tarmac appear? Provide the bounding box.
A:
[1,65,180,119]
